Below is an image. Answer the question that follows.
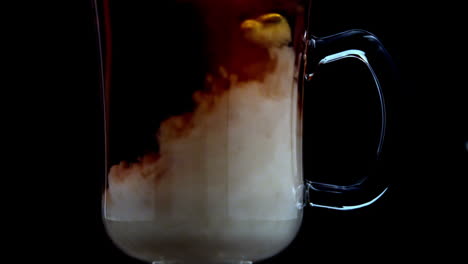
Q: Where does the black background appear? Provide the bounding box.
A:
[19,0,466,263]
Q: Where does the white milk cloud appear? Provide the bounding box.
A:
[105,46,300,221]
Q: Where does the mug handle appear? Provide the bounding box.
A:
[303,29,398,210]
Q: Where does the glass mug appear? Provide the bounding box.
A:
[94,0,396,263]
